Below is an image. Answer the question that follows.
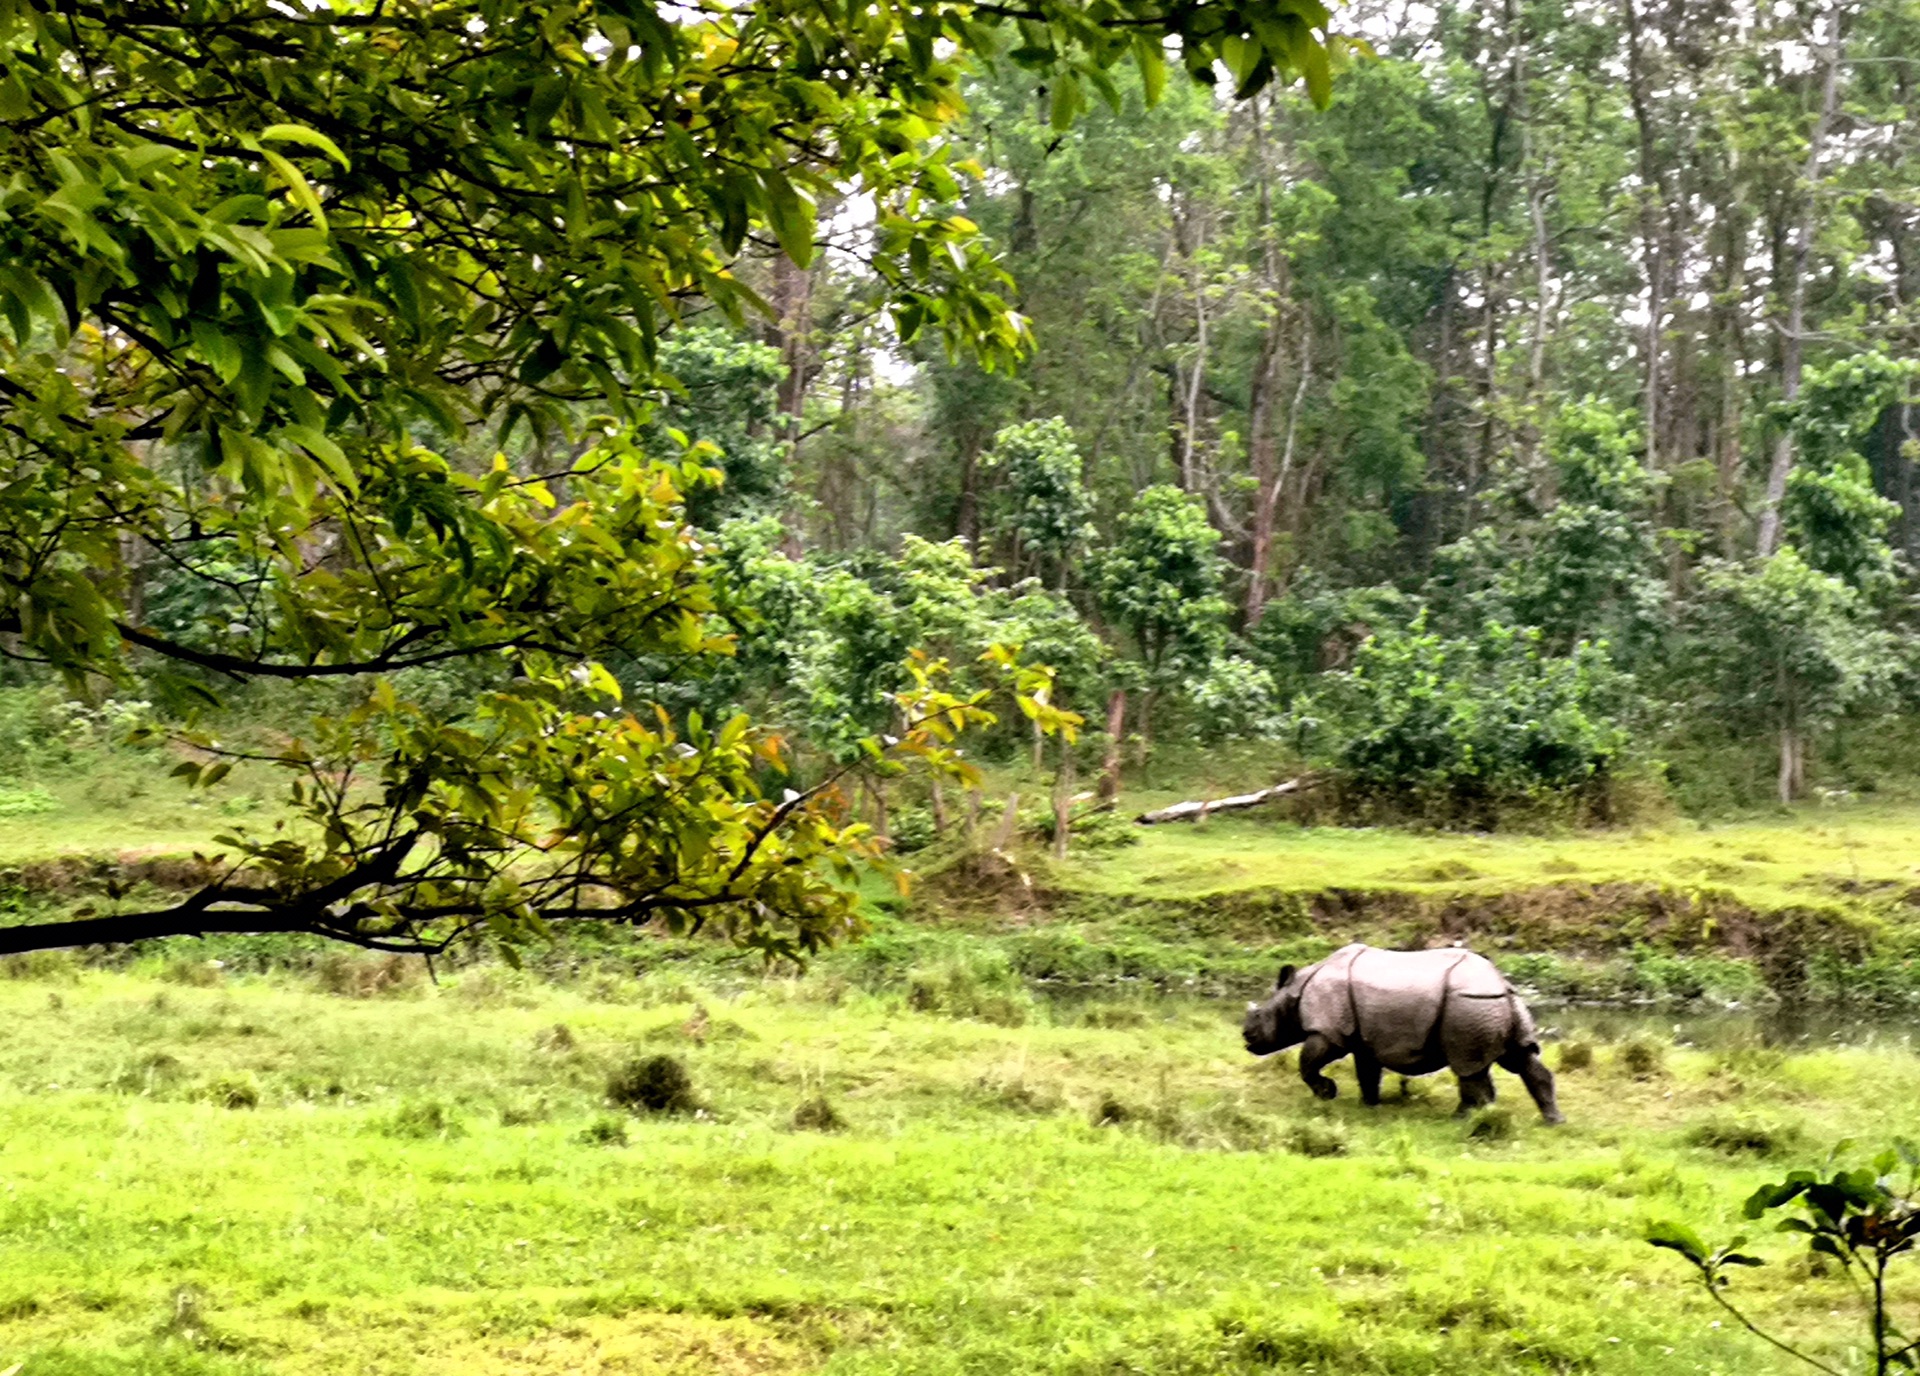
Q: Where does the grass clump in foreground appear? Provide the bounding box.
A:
[0,964,1901,1373]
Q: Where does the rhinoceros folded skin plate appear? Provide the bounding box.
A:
[1242,943,1564,1123]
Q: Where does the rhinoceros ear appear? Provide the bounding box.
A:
[1274,964,1296,990]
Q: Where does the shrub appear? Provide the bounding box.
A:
[1182,655,1283,742]
[886,804,940,854]
[607,1054,696,1114]
[790,1096,846,1132]
[1067,809,1140,852]
[0,786,58,817]
[1557,1041,1593,1072]
[1292,615,1637,825]
[498,1099,549,1127]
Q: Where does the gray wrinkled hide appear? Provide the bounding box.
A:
[1243,942,1562,1122]
[1296,944,1533,1076]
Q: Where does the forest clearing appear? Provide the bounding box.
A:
[2,788,1920,1373]
[8,0,1920,1372]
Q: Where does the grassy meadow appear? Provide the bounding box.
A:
[0,957,1911,1375]
[5,759,1920,1372]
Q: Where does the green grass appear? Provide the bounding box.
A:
[0,963,1912,1374]
[0,755,272,867]
[1048,800,1920,913]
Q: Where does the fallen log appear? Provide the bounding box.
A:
[1135,776,1313,825]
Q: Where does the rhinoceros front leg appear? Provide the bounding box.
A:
[1298,1033,1345,1100]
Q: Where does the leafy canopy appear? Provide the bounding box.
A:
[0,0,1349,954]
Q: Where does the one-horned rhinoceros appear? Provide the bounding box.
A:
[1242,942,1563,1123]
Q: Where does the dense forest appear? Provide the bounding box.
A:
[613,0,1920,819]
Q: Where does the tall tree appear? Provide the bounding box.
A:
[0,0,1343,955]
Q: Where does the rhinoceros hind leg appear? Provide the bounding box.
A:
[1499,1044,1564,1125]
[1352,1049,1383,1107]
[1453,1068,1496,1116]
[1298,1033,1344,1101]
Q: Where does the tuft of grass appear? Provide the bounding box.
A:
[1286,1118,1349,1157]
[607,1053,696,1114]
[1616,1037,1667,1079]
[1557,1041,1594,1072]
[790,1095,846,1132]
[111,1051,188,1096]
[532,1022,576,1054]
[904,953,1034,1027]
[497,1098,549,1127]
[1684,1115,1801,1158]
[976,1071,1062,1115]
[200,1073,260,1110]
[0,949,78,982]
[312,951,419,999]
[575,1114,630,1147]
[379,1098,461,1139]
[1090,1093,1133,1127]
[160,957,224,988]
[1078,1002,1152,1029]
[1467,1106,1515,1140]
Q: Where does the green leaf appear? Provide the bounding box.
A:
[258,146,328,230]
[1744,1177,1813,1218]
[1646,1221,1707,1264]
[528,74,569,137]
[1132,34,1167,105]
[762,171,816,269]
[259,123,352,169]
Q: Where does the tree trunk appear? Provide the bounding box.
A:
[1622,0,1668,476]
[1713,140,1750,555]
[929,775,948,837]
[769,249,815,556]
[1180,227,1209,494]
[1250,310,1311,625]
[1097,688,1127,804]
[1244,92,1285,624]
[1777,723,1805,805]
[988,792,1021,852]
[1757,1,1845,558]
[1051,743,1074,860]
